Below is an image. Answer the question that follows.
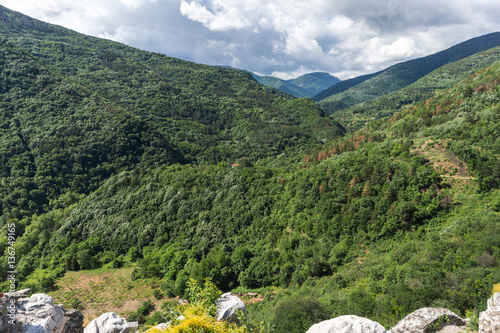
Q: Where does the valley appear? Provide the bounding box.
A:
[0,4,499,332]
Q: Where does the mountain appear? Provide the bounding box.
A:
[315,32,500,114]
[312,71,381,101]
[331,46,500,129]
[0,5,344,162]
[15,56,499,331]
[0,4,344,239]
[253,72,341,98]
[287,72,341,96]
[252,73,314,98]
[0,5,499,332]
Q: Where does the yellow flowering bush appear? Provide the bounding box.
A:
[145,279,271,333]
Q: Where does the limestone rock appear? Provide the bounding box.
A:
[306,315,386,333]
[16,293,65,333]
[479,307,500,333]
[83,313,138,333]
[487,293,500,310]
[215,292,247,324]
[62,309,84,333]
[388,308,466,333]
[8,290,32,299]
[0,292,22,333]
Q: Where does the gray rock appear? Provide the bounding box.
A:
[0,293,22,333]
[62,309,84,333]
[153,323,169,330]
[7,290,32,299]
[16,293,65,333]
[479,307,500,333]
[306,315,386,333]
[388,308,466,333]
[215,293,247,324]
[83,313,138,333]
[487,293,500,310]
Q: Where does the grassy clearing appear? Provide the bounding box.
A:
[49,267,166,325]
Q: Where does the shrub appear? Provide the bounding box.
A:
[271,297,330,333]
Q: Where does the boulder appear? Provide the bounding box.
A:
[62,309,84,333]
[479,307,500,333]
[487,293,500,310]
[306,315,386,333]
[16,293,66,333]
[479,293,500,333]
[215,293,247,324]
[388,308,466,333]
[0,291,22,333]
[83,313,138,333]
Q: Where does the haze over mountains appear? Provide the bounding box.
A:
[0,4,499,333]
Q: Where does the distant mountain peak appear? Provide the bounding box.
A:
[253,71,341,98]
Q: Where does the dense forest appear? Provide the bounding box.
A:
[0,5,499,332]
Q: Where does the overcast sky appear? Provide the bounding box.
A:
[1,0,499,79]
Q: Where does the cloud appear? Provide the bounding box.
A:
[179,1,249,31]
[1,0,499,80]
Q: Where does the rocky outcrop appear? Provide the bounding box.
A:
[215,292,247,324]
[0,290,29,333]
[62,309,84,333]
[306,315,386,333]
[480,293,500,333]
[487,293,500,310]
[1,290,66,333]
[83,313,138,333]
[17,293,65,333]
[388,308,466,333]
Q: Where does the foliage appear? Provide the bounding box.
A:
[128,299,155,324]
[270,297,329,333]
[327,47,500,130]
[145,279,270,333]
[0,5,499,332]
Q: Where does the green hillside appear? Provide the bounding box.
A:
[331,46,500,130]
[312,71,380,101]
[3,56,500,330]
[315,32,500,114]
[0,4,499,332]
[0,37,184,221]
[0,5,344,165]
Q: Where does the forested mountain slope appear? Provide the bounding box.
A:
[3,54,499,331]
[0,5,344,166]
[330,46,500,130]
[315,32,500,114]
[0,38,184,221]
[0,4,499,332]
[0,5,344,224]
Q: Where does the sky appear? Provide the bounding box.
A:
[1,0,499,80]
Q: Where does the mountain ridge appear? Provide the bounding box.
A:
[252,71,341,98]
[314,31,500,114]
[0,5,499,333]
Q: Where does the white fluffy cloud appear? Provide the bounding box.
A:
[1,0,499,79]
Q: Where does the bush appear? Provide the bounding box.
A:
[144,279,272,333]
[153,289,163,300]
[160,279,176,298]
[70,297,83,310]
[271,297,330,333]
